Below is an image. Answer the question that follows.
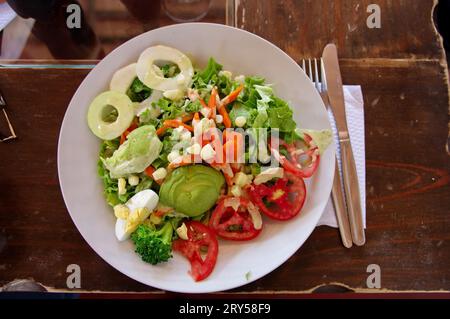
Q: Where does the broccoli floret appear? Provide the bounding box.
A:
[131,222,174,265]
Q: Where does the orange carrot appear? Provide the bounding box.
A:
[181,113,194,123]
[156,119,194,136]
[163,120,194,132]
[221,84,244,107]
[168,154,194,169]
[199,97,208,108]
[156,126,168,136]
[218,106,232,128]
[207,87,217,119]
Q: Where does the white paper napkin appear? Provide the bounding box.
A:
[317,85,366,228]
[0,3,16,31]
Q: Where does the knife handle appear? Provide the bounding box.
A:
[331,157,353,248]
[339,136,365,246]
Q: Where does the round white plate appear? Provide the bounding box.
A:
[58,23,335,293]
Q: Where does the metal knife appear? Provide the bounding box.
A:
[322,44,365,246]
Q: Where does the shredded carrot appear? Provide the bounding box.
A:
[218,106,232,128]
[221,84,244,107]
[156,126,168,136]
[163,120,194,132]
[156,119,194,136]
[181,113,194,123]
[199,97,208,108]
[193,112,200,122]
[207,87,217,119]
[223,131,244,162]
[168,154,194,169]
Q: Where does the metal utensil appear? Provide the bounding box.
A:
[322,44,365,246]
[0,91,17,142]
[301,58,353,248]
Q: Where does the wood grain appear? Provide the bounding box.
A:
[0,0,449,293]
[235,0,444,60]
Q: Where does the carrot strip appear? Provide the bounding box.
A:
[156,126,168,136]
[199,97,208,108]
[156,120,194,136]
[181,113,194,123]
[163,120,194,132]
[221,84,244,107]
[207,87,217,119]
[168,154,194,169]
[218,106,232,128]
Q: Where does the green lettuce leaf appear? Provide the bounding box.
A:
[126,77,152,102]
[102,125,162,178]
[296,128,333,154]
[254,85,274,103]
[267,105,297,132]
[194,57,223,84]
[185,99,202,113]
[229,102,257,126]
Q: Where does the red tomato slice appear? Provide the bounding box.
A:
[172,221,218,282]
[209,197,262,241]
[271,134,320,178]
[249,171,306,221]
[119,119,138,144]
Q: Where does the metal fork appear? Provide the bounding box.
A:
[301,58,353,248]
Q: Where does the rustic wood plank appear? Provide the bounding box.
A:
[235,0,444,60]
[0,58,449,292]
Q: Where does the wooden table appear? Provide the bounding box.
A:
[1,0,449,295]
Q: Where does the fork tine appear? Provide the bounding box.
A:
[302,59,306,74]
[308,59,313,83]
[313,58,320,90]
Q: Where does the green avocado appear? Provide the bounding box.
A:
[159,165,225,217]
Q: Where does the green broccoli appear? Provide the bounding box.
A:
[131,222,174,265]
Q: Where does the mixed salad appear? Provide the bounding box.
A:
[87,45,331,281]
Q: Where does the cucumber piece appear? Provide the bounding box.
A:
[109,63,137,94]
[136,45,193,91]
[87,91,134,140]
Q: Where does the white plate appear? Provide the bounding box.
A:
[58,23,335,293]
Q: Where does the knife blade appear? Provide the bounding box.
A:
[322,44,365,246]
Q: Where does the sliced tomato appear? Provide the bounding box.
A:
[209,197,262,241]
[249,171,306,221]
[172,221,218,282]
[119,119,138,144]
[271,134,320,178]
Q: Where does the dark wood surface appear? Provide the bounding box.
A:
[1,0,449,294]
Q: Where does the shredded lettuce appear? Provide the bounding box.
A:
[151,132,177,169]
[98,139,154,206]
[155,98,185,120]
[229,102,257,127]
[160,63,180,78]
[267,105,297,132]
[194,57,223,84]
[254,85,274,103]
[138,109,160,127]
[184,99,202,113]
[126,77,152,102]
